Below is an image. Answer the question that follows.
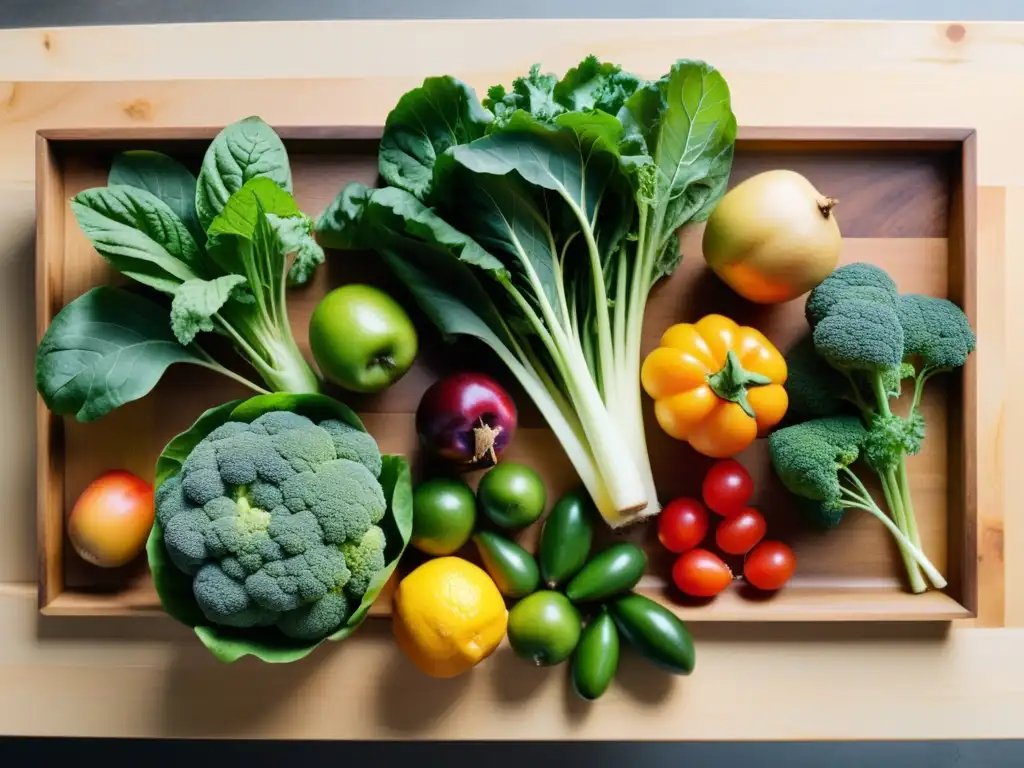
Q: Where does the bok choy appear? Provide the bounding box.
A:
[317,57,737,527]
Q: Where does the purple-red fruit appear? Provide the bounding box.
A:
[416,372,517,467]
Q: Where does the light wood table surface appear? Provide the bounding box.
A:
[0,18,1020,740]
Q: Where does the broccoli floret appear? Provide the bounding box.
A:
[813,298,905,373]
[276,591,351,641]
[156,412,390,642]
[769,416,867,524]
[280,459,386,544]
[898,294,977,372]
[768,415,946,592]
[320,418,383,478]
[340,525,386,602]
[805,262,898,328]
[783,335,854,420]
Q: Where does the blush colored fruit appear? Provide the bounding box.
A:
[702,169,842,304]
[68,470,154,568]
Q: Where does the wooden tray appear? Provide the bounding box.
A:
[36,125,978,622]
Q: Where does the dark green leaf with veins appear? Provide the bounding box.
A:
[378,76,493,201]
[71,186,203,291]
[35,287,213,422]
[109,150,205,247]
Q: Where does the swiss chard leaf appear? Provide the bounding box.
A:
[35,286,210,422]
[195,116,293,231]
[109,150,205,247]
[625,60,737,250]
[378,76,493,201]
[169,274,249,346]
[71,186,203,292]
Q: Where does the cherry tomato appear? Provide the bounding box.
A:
[744,541,797,591]
[658,497,710,554]
[715,507,767,555]
[672,548,733,597]
[702,459,754,516]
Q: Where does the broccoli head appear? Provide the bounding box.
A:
[768,415,868,528]
[897,293,976,371]
[812,298,905,372]
[805,262,899,328]
[155,410,388,642]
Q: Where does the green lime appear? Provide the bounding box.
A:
[478,462,546,530]
[507,590,581,666]
[411,478,477,556]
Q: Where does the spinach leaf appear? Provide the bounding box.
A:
[71,186,203,292]
[35,286,211,422]
[109,150,205,246]
[206,177,301,241]
[195,116,292,231]
[378,76,492,201]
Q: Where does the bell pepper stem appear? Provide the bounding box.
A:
[706,350,771,418]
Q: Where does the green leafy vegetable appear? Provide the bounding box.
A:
[148,393,413,664]
[317,57,737,527]
[109,150,205,245]
[35,287,266,423]
[37,117,325,422]
[195,115,293,230]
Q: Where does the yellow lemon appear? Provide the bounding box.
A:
[392,557,508,678]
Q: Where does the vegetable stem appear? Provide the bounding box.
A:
[839,468,945,590]
[191,346,271,395]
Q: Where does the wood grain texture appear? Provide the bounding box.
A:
[0,18,1014,740]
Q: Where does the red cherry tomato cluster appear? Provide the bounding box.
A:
[658,459,796,598]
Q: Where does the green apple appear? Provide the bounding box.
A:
[309,284,418,393]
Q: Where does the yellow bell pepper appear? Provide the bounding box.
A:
[640,314,789,458]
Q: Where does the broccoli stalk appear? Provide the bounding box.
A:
[774,264,975,593]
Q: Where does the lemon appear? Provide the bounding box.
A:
[392,557,508,678]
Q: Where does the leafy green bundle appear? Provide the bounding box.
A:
[36,117,325,422]
[317,57,738,527]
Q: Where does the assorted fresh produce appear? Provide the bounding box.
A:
[33,51,977,700]
[317,56,738,529]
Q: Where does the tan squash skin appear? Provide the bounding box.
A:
[701,169,842,304]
